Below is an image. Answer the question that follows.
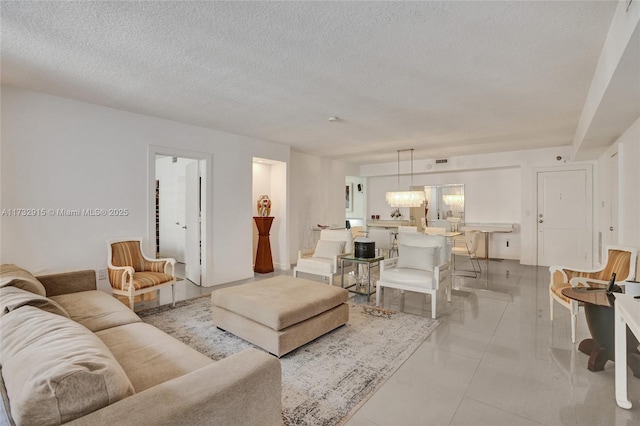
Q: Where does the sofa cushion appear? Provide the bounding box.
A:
[0,264,46,296]
[51,290,141,332]
[312,240,345,258]
[397,245,437,271]
[0,306,134,426]
[0,286,69,318]
[96,322,213,392]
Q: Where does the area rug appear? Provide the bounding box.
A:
[138,296,440,425]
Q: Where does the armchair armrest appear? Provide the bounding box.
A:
[107,265,134,291]
[335,252,354,262]
[333,252,355,271]
[435,260,451,279]
[549,265,600,287]
[298,248,315,259]
[140,256,176,275]
[570,277,608,288]
[67,349,282,426]
[380,257,398,271]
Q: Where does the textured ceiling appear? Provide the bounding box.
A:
[0,1,620,164]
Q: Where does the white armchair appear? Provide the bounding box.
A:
[376,233,452,319]
[293,229,353,285]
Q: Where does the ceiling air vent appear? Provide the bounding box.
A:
[435,159,448,164]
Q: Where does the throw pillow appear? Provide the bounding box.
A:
[0,264,47,296]
[313,240,346,258]
[0,306,135,426]
[0,286,69,318]
[397,245,437,271]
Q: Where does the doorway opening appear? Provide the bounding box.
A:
[149,146,212,286]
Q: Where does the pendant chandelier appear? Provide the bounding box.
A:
[385,149,426,208]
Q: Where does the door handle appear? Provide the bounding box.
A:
[182,226,187,229]
[609,226,614,231]
[539,220,543,223]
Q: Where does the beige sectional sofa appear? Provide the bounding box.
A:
[0,266,282,426]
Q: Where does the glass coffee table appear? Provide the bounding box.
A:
[340,256,384,298]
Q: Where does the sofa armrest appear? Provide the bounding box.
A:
[66,348,282,426]
[36,270,97,297]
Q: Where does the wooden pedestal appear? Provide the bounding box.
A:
[254,216,274,273]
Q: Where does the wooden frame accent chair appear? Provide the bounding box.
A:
[107,237,177,310]
[549,245,638,343]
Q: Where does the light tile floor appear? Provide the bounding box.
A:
[144,258,640,426]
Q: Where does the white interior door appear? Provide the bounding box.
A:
[537,169,591,268]
[185,161,201,285]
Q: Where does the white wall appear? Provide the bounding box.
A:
[367,167,521,260]
[0,87,290,288]
[617,117,640,247]
[289,151,358,265]
[593,117,639,270]
[610,117,640,248]
[361,146,576,264]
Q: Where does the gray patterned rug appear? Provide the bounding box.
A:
[139,296,440,425]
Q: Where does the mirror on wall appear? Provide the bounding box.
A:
[424,184,465,224]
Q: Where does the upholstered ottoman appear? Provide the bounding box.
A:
[211,276,349,357]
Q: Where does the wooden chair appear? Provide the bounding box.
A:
[107,237,177,310]
[549,246,638,343]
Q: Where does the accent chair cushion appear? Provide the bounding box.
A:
[319,229,353,253]
[0,286,69,318]
[0,264,47,296]
[0,306,135,426]
[131,271,174,290]
[296,257,334,275]
[396,245,437,271]
[313,240,345,259]
[379,268,437,289]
